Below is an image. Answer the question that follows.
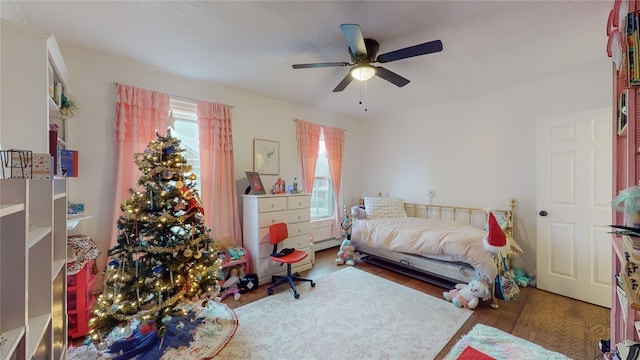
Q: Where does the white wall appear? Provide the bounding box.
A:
[60,45,364,290]
[59,39,611,281]
[358,59,612,272]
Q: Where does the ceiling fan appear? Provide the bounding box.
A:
[292,24,443,92]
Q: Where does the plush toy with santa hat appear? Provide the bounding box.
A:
[483,211,508,253]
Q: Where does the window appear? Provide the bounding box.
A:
[169,98,201,193]
[310,129,334,220]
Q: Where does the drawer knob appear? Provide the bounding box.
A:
[298,229,301,233]
[271,204,274,208]
[298,202,302,205]
[298,216,301,219]
[272,219,275,223]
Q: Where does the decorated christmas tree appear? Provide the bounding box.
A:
[88,130,221,341]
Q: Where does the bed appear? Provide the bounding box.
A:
[351,198,520,293]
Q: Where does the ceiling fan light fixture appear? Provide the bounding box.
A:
[350,65,376,81]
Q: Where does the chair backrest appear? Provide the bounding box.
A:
[269,222,289,245]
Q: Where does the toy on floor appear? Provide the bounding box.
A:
[341,210,354,240]
[512,268,536,287]
[443,280,490,310]
[215,266,242,301]
[335,238,356,266]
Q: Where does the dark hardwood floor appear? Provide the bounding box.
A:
[228,248,610,360]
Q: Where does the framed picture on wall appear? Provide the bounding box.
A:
[245,171,266,195]
[253,139,279,175]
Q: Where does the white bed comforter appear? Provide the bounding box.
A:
[351,217,498,280]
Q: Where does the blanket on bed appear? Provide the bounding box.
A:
[352,217,498,280]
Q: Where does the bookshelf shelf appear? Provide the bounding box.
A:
[0,326,24,360]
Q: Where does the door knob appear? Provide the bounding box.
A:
[539,210,548,217]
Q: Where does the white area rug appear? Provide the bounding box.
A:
[216,267,472,359]
[443,324,572,360]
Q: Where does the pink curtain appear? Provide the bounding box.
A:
[323,126,345,238]
[295,120,321,194]
[197,101,242,245]
[111,84,170,247]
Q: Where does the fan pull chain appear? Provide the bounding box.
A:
[358,81,368,112]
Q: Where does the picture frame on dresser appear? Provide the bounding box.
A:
[245,171,266,195]
[253,138,279,175]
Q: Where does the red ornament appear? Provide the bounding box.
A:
[139,321,156,335]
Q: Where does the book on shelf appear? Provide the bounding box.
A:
[627,12,640,86]
[60,149,78,177]
[48,60,54,99]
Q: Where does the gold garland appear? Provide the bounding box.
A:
[115,233,213,255]
[103,289,186,322]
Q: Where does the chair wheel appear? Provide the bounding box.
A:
[294,292,300,299]
[271,276,277,283]
[311,281,316,287]
[268,288,273,296]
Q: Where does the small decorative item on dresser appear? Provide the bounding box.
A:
[245,171,265,195]
[273,177,285,194]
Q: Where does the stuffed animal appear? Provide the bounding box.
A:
[512,268,536,287]
[335,239,356,266]
[443,280,490,309]
[215,266,242,301]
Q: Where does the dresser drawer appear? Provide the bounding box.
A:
[257,234,312,258]
[257,222,310,245]
[258,197,287,213]
[258,208,310,228]
[287,195,310,210]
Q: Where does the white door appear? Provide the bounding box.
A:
[536,107,612,307]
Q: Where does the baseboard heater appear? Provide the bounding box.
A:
[360,255,457,289]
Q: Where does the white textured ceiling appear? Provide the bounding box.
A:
[6,1,611,119]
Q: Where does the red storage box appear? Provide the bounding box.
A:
[67,259,96,339]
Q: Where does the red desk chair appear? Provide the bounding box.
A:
[267,222,316,299]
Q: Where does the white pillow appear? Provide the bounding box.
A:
[364,197,407,218]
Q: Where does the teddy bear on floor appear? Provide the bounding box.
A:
[512,268,536,287]
[443,280,490,309]
[335,238,356,266]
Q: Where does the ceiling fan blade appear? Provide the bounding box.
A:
[332,73,354,92]
[292,62,350,69]
[340,24,368,57]
[374,66,410,87]
[376,40,443,63]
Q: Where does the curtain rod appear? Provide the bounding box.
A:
[114,82,233,108]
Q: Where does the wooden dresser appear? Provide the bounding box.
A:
[242,194,312,285]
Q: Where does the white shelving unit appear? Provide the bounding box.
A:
[1,19,71,360]
[0,179,67,360]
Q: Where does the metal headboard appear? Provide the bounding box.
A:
[403,198,516,238]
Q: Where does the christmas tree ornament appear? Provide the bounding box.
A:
[190,173,197,180]
[175,180,184,189]
[153,265,163,276]
[162,170,173,179]
[183,248,193,258]
[161,315,172,324]
[176,321,185,330]
[194,250,202,259]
